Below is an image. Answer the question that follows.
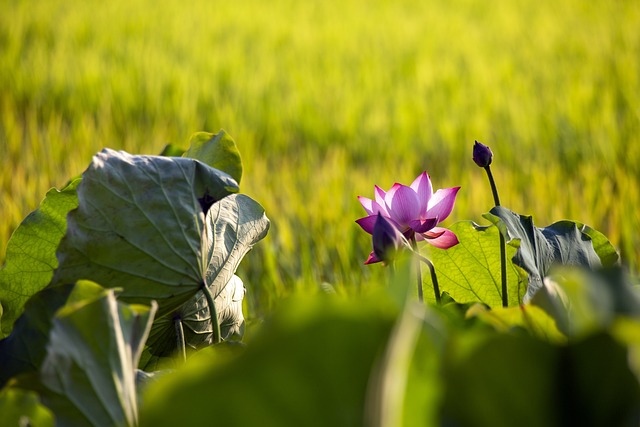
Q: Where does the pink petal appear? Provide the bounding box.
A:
[364,251,382,264]
[374,185,387,208]
[410,172,433,215]
[426,187,460,223]
[361,197,387,216]
[358,196,375,215]
[385,184,420,228]
[409,217,439,233]
[423,227,459,249]
[356,215,377,234]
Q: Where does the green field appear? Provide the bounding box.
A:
[1,0,639,318]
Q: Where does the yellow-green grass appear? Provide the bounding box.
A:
[1,0,639,317]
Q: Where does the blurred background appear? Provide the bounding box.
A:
[1,0,638,319]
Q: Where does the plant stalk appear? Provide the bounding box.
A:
[201,282,222,344]
[174,316,187,363]
[409,236,424,303]
[484,165,508,307]
[411,245,441,304]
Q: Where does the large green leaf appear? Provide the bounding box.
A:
[17,290,156,427]
[183,130,243,185]
[146,194,269,356]
[0,179,80,337]
[140,296,395,427]
[485,206,616,301]
[422,221,525,307]
[52,149,239,318]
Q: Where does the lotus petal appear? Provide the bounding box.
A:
[424,227,459,249]
[426,187,460,223]
[385,184,420,227]
[410,172,433,214]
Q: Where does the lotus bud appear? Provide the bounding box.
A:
[372,214,409,263]
[473,140,493,168]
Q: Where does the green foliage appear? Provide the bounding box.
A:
[485,206,618,301]
[52,149,239,318]
[16,289,156,427]
[146,193,270,358]
[422,221,525,307]
[140,296,397,427]
[0,179,79,337]
[0,281,103,387]
[184,130,243,185]
[0,388,54,427]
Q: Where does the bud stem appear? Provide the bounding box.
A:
[484,165,508,308]
[484,165,501,207]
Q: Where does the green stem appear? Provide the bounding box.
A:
[484,165,508,307]
[409,236,424,303]
[411,249,441,304]
[499,233,508,307]
[174,316,187,363]
[201,282,222,344]
[485,165,501,207]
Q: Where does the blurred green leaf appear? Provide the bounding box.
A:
[0,280,104,387]
[140,296,395,427]
[159,143,186,157]
[52,149,239,318]
[184,130,243,185]
[145,193,269,357]
[0,388,54,427]
[423,221,525,308]
[466,303,567,344]
[367,303,445,427]
[485,206,613,301]
[0,179,80,337]
[564,333,640,426]
[442,332,560,427]
[532,266,640,337]
[18,290,156,427]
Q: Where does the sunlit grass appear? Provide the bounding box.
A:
[1,0,639,317]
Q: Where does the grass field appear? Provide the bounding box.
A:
[1,0,639,317]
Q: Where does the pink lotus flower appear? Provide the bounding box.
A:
[357,172,460,264]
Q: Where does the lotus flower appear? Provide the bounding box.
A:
[357,172,459,264]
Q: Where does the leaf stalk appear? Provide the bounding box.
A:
[484,165,508,307]
[201,282,222,344]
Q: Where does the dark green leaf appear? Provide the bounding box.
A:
[146,194,269,356]
[561,333,640,426]
[18,290,156,427]
[0,179,79,337]
[422,221,525,307]
[0,280,104,387]
[484,206,611,301]
[184,130,243,185]
[442,332,560,427]
[52,149,239,318]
